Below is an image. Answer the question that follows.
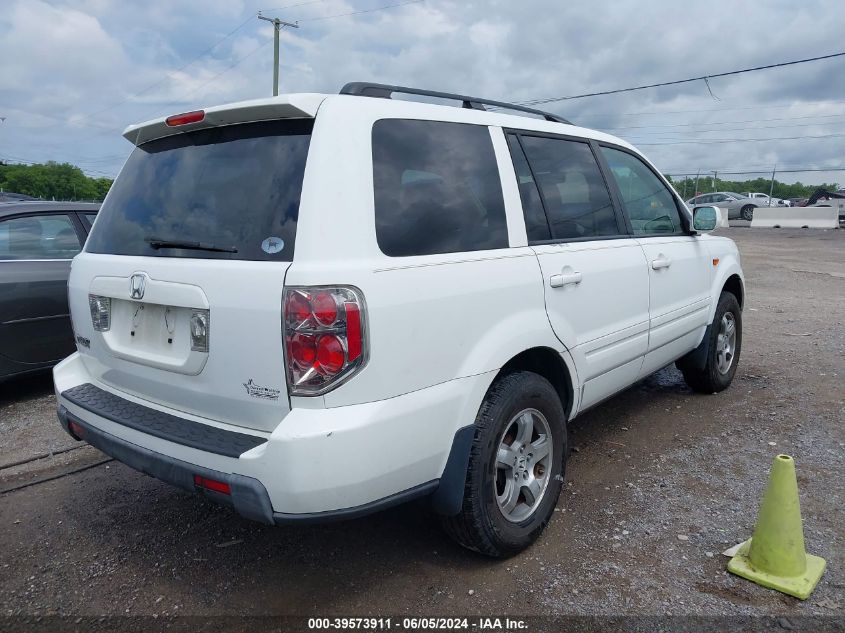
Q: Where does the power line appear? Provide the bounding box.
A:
[620,120,845,140]
[56,14,258,128]
[578,98,845,121]
[636,132,845,146]
[60,38,279,147]
[260,0,334,11]
[132,38,277,117]
[35,1,423,141]
[664,167,845,176]
[297,0,424,22]
[600,112,845,132]
[666,158,845,172]
[516,51,845,106]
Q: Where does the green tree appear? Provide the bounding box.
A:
[0,161,113,201]
[666,175,839,201]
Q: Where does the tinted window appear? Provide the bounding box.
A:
[506,134,551,242]
[80,212,97,231]
[0,214,81,260]
[372,119,508,257]
[519,136,620,240]
[85,119,312,261]
[601,146,682,235]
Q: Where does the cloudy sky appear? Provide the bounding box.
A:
[1,0,844,187]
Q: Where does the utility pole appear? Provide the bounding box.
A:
[712,171,718,192]
[258,13,299,96]
[0,117,5,168]
[768,165,777,207]
[693,170,700,197]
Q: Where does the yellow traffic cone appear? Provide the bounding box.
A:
[727,454,826,599]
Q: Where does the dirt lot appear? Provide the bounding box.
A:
[1,227,843,624]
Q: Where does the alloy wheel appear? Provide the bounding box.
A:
[716,312,737,374]
[494,408,554,523]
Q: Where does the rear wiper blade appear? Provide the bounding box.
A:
[145,237,238,253]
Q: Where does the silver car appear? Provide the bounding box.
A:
[686,192,758,221]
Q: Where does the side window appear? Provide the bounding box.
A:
[517,135,620,240]
[81,212,98,231]
[506,134,550,242]
[0,214,82,260]
[600,147,683,235]
[372,119,508,257]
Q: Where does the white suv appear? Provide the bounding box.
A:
[54,83,744,556]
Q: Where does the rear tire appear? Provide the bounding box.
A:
[741,205,754,221]
[440,371,567,557]
[680,291,742,393]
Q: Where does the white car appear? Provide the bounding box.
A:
[54,83,745,556]
[743,192,790,207]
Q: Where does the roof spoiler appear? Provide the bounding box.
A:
[122,94,325,146]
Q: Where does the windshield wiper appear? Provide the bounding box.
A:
[145,237,238,253]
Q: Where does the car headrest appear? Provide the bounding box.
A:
[9,218,44,255]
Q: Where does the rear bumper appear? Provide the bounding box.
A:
[53,353,490,522]
[57,405,276,524]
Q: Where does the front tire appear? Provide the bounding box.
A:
[680,291,742,393]
[440,371,567,557]
[741,205,755,221]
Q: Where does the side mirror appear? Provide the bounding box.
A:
[693,206,718,231]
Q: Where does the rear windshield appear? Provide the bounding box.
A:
[85,119,312,261]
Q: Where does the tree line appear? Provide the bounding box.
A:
[0,161,113,202]
[666,175,840,201]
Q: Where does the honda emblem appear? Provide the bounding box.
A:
[129,273,146,300]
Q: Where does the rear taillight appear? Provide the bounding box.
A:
[88,294,111,331]
[283,286,368,395]
[190,309,210,352]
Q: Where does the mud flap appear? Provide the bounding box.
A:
[430,425,475,516]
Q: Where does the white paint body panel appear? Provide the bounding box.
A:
[55,92,745,516]
[68,255,291,433]
[532,239,650,410]
[637,236,711,378]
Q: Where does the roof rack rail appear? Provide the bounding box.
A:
[339,82,572,125]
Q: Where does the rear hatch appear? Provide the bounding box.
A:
[69,107,317,432]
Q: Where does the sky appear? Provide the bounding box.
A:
[1,0,844,188]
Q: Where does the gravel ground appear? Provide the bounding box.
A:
[0,227,843,625]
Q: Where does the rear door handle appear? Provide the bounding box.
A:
[549,271,582,288]
[651,256,672,270]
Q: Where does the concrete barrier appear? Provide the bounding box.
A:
[751,206,839,229]
[715,207,730,228]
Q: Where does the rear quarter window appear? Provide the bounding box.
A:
[372,119,508,257]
